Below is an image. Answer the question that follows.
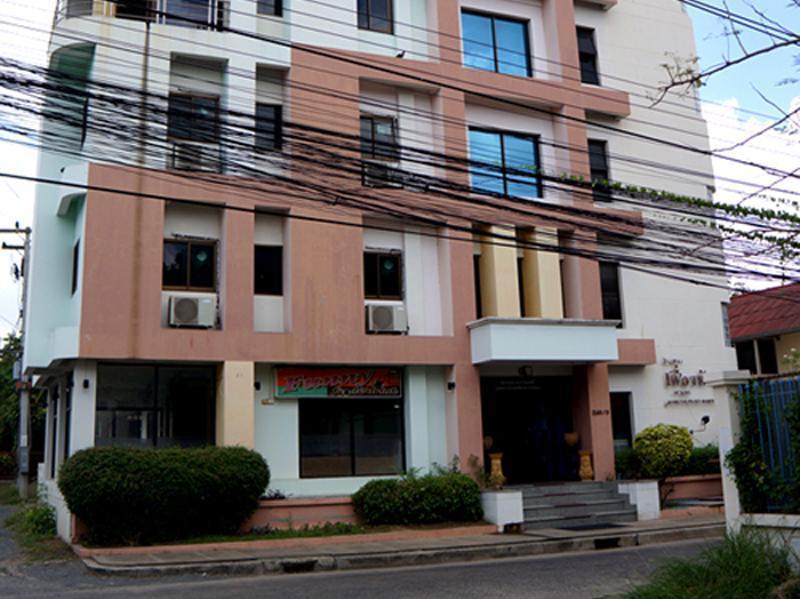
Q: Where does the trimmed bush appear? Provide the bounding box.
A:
[634,424,693,480]
[58,446,269,546]
[352,472,483,526]
[684,445,721,476]
[615,447,642,480]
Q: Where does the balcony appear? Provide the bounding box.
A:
[468,317,619,364]
[55,0,227,30]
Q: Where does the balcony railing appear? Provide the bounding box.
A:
[55,0,227,30]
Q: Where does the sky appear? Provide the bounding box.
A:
[0,0,797,335]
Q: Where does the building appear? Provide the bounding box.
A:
[25,0,736,534]
[729,283,800,377]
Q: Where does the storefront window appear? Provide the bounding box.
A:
[95,364,215,448]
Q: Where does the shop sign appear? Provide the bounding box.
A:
[275,367,403,399]
[662,358,712,406]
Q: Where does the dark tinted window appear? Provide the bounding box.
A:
[255,103,282,151]
[599,261,622,323]
[468,129,541,197]
[364,252,402,299]
[71,240,80,295]
[588,139,611,202]
[474,253,482,319]
[163,240,216,290]
[736,341,757,374]
[360,115,399,160]
[257,0,281,15]
[610,392,633,449]
[462,11,531,77]
[358,0,392,33]
[254,245,283,295]
[300,399,404,477]
[517,256,526,317]
[190,243,215,289]
[757,338,778,374]
[167,93,219,143]
[577,27,599,85]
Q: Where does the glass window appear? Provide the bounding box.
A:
[468,129,541,197]
[163,240,217,291]
[164,0,213,27]
[588,139,611,202]
[721,303,732,347]
[577,27,600,85]
[167,93,220,143]
[600,261,622,323]
[360,115,399,161]
[358,0,392,33]
[254,245,283,295]
[364,252,402,300]
[300,399,404,478]
[255,103,282,151]
[462,11,531,77]
[257,0,281,16]
[95,364,215,448]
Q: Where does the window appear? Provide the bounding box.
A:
[257,0,281,16]
[167,93,220,143]
[71,240,80,295]
[364,252,402,300]
[358,0,392,33]
[757,338,778,375]
[468,129,542,197]
[588,139,611,202]
[254,245,283,295]
[735,341,757,375]
[473,253,482,319]
[95,364,216,448]
[360,115,399,161]
[163,0,218,28]
[163,240,216,291]
[577,27,600,85]
[299,399,404,477]
[721,303,732,347]
[599,261,622,323]
[462,11,531,77]
[255,104,282,151]
[115,0,153,21]
[610,392,633,450]
[517,255,526,317]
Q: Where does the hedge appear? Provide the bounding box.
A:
[352,472,483,525]
[634,424,693,480]
[58,446,269,546]
[616,444,721,480]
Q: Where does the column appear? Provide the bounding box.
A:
[216,361,255,448]
[479,226,520,317]
[521,227,564,318]
[69,361,97,456]
[573,364,614,480]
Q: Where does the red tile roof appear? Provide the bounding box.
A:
[729,282,800,341]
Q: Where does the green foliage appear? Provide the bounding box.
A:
[684,445,722,476]
[634,424,693,480]
[0,451,15,478]
[625,531,794,599]
[0,334,46,455]
[58,446,270,546]
[195,521,367,544]
[352,471,483,526]
[615,447,643,480]
[15,502,56,536]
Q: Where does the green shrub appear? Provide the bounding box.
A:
[17,502,56,536]
[615,447,642,480]
[634,424,693,480]
[684,445,721,476]
[352,472,483,526]
[625,531,794,599]
[58,446,270,546]
[0,452,15,478]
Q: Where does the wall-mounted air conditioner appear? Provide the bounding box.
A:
[169,295,216,328]
[366,303,408,334]
[170,142,222,173]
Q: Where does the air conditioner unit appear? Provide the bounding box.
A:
[169,295,216,328]
[362,161,403,188]
[366,304,408,334]
[170,142,222,173]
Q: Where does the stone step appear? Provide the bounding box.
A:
[516,482,616,497]
[524,509,638,530]
[522,490,619,505]
[524,498,631,519]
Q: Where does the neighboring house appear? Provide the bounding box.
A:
[729,283,800,376]
[27,0,736,536]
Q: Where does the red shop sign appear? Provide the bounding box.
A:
[275,367,403,399]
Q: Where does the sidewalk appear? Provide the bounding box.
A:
[76,515,725,576]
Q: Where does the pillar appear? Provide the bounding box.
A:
[521,227,564,318]
[69,361,97,456]
[573,364,614,481]
[479,226,520,317]
[216,361,255,448]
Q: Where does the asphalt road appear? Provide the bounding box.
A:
[0,514,714,599]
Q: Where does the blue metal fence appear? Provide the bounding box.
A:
[738,376,800,512]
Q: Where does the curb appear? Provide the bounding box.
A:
[80,522,725,577]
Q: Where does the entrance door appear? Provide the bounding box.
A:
[481,377,576,484]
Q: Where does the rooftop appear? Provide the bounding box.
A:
[729,282,800,341]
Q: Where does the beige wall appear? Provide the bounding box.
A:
[216,361,255,448]
[777,332,800,374]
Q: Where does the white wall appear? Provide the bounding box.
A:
[254,364,449,496]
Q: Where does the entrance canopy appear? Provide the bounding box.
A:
[468,317,619,364]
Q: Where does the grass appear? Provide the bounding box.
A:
[625,531,797,599]
[1,488,73,562]
[0,482,21,506]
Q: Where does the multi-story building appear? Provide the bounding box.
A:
[25,0,737,535]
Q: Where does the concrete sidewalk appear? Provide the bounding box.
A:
[77,515,725,577]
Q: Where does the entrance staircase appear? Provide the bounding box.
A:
[517,481,638,530]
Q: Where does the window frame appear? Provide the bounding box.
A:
[599,260,623,325]
[364,250,404,301]
[360,114,400,162]
[162,239,218,292]
[167,92,221,144]
[468,127,543,198]
[587,139,611,202]
[254,103,283,152]
[71,240,80,295]
[461,9,532,78]
[576,26,600,85]
[256,0,282,16]
[253,244,283,296]
[357,0,394,34]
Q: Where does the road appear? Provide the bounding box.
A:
[1,526,714,599]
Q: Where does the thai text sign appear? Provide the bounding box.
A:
[275,367,403,399]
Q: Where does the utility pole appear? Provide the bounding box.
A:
[1,226,32,499]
